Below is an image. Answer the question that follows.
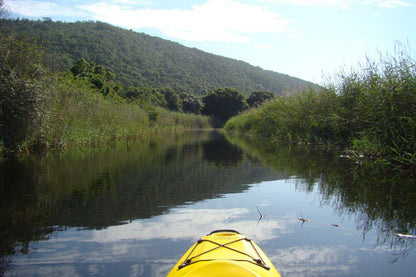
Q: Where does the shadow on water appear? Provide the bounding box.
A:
[0,130,279,272]
[225,133,416,263]
[202,132,244,166]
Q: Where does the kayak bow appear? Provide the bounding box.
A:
[167,230,281,276]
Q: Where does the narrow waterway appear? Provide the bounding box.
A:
[1,130,415,276]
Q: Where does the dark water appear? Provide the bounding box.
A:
[1,130,415,276]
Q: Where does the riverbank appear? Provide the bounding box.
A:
[0,72,212,156]
[0,35,213,156]
[224,49,416,173]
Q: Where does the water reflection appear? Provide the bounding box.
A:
[272,245,359,276]
[86,208,289,243]
[202,132,244,166]
[0,130,279,274]
[226,134,416,264]
[1,130,416,276]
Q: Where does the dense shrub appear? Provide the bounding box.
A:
[202,88,248,123]
[0,35,50,152]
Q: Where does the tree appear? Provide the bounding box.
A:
[202,88,248,122]
[0,36,49,151]
[121,87,168,107]
[247,91,275,107]
[160,87,182,112]
[180,93,202,114]
[70,58,116,95]
[70,58,94,76]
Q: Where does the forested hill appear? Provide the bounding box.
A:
[1,19,315,95]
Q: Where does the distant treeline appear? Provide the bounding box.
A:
[0,32,277,154]
[67,58,275,121]
[225,47,416,172]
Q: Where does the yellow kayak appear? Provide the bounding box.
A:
[167,230,281,277]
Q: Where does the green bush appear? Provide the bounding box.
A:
[202,88,248,123]
[0,35,50,152]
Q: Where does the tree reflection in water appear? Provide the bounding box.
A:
[1,130,415,275]
[226,133,416,262]
[0,130,277,273]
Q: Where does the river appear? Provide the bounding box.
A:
[1,130,415,276]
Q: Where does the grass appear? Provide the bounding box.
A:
[224,46,416,172]
[3,71,213,154]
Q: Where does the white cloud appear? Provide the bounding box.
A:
[111,0,153,5]
[374,0,412,8]
[7,0,86,17]
[259,0,411,8]
[8,0,409,44]
[76,0,292,42]
[259,0,351,7]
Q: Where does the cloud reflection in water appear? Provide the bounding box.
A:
[271,246,359,277]
[7,182,401,277]
[87,207,291,243]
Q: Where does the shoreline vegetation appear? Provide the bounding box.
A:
[224,46,415,173]
[0,35,213,156]
[0,15,414,173]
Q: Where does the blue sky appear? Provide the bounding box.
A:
[5,0,415,84]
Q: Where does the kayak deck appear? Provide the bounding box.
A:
[167,230,281,277]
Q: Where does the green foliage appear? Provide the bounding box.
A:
[0,19,316,96]
[202,88,248,123]
[334,49,416,169]
[70,58,117,96]
[226,89,340,144]
[154,109,212,130]
[246,91,275,107]
[180,93,202,114]
[41,73,212,149]
[225,48,416,171]
[0,40,212,154]
[121,87,168,107]
[120,85,192,113]
[159,87,182,112]
[0,35,49,152]
[42,73,149,148]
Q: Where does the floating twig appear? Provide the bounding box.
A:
[296,214,309,228]
[256,206,265,226]
[256,206,265,219]
[296,214,309,223]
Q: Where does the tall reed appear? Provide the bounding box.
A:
[225,46,416,171]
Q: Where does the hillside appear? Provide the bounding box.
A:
[0,19,315,96]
